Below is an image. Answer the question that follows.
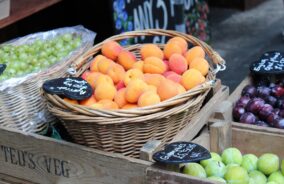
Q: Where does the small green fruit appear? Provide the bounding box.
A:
[241,154,258,172]
[268,171,284,183]
[207,176,226,183]
[248,170,267,184]
[257,153,279,175]
[224,166,249,184]
[183,163,206,178]
[266,182,278,184]
[205,160,226,178]
[281,160,284,175]
[226,163,239,171]
[200,152,222,168]
[222,147,243,165]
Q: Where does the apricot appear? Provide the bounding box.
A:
[90,103,104,110]
[95,83,117,101]
[169,54,188,74]
[164,42,183,59]
[190,57,209,76]
[132,60,144,71]
[98,99,119,110]
[168,37,188,54]
[184,46,205,65]
[121,103,138,109]
[166,72,182,83]
[107,64,126,84]
[81,70,91,81]
[63,98,78,105]
[114,88,127,108]
[146,85,158,93]
[125,79,148,103]
[85,72,101,89]
[143,57,167,74]
[176,83,186,94]
[138,91,161,107]
[157,79,179,101]
[93,74,113,88]
[90,55,106,72]
[116,80,125,90]
[140,44,164,60]
[117,50,137,70]
[124,68,144,86]
[80,95,97,106]
[101,41,123,60]
[163,71,176,78]
[181,69,206,90]
[97,58,114,74]
[144,74,165,88]
[163,60,170,72]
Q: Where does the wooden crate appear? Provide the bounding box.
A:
[0,85,229,184]
[0,0,10,20]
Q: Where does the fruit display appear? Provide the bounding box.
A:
[182,147,284,184]
[0,33,82,81]
[233,80,284,129]
[65,37,210,110]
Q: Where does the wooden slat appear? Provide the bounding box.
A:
[191,126,210,150]
[210,121,232,154]
[0,126,151,184]
[0,173,35,184]
[227,76,250,103]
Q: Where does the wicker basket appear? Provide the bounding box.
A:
[44,29,225,158]
[0,26,95,133]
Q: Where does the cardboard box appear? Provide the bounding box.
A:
[0,0,10,20]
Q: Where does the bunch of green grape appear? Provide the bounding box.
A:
[0,33,82,81]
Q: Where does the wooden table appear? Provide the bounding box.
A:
[0,0,62,29]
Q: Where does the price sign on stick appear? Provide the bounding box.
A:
[0,64,6,75]
[153,142,211,164]
[43,77,93,100]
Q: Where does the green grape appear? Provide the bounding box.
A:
[62,33,72,42]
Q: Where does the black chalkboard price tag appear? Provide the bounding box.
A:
[250,51,284,75]
[0,64,6,75]
[43,77,93,100]
[152,142,211,164]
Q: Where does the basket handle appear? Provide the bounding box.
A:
[70,29,226,74]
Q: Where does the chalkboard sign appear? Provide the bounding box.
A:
[43,77,93,100]
[250,51,284,75]
[152,142,211,164]
[0,64,6,75]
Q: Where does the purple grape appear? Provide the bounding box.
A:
[258,104,273,120]
[279,109,284,117]
[269,83,276,88]
[236,96,251,108]
[233,106,246,121]
[242,85,256,97]
[271,85,284,97]
[240,112,256,124]
[265,95,277,107]
[256,86,271,98]
[273,108,280,115]
[276,99,284,109]
[267,113,281,126]
[273,119,284,129]
[246,98,265,114]
[255,120,270,127]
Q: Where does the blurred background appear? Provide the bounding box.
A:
[0,0,283,91]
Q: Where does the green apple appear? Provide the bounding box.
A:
[207,176,226,183]
[281,160,284,175]
[205,160,226,178]
[224,166,249,184]
[183,163,206,178]
[241,154,258,172]
[268,171,284,183]
[200,152,222,168]
[226,163,239,171]
[222,147,243,165]
[257,153,279,175]
[248,170,267,184]
[266,182,278,184]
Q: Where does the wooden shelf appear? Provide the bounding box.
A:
[0,0,62,29]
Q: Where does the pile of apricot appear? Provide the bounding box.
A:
[64,37,210,110]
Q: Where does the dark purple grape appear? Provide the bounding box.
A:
[279,109,284,117]
[240,112,256,124]
[273,119,284,129]
[267,113,281,126]
[273,108,280,115]
[236,96,251,108]
[269,83,276,88]
[255,120,270,127]
[265,95,277,107]
[246,98,265,114]
[242,85,256,97]
[258,104,273,120]
[276,99,284,109]
[271,85,284,97]
[256,86,271,98]
[233,106,246,121]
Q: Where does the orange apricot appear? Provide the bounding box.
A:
[176,83,186,94]
[143,57,167,74]
[146,85,158,93]
[140,44,164,60]
[85,72,101,89]
[101,41,123,60]
[181,69,206,90]
[125,79,148,103]
[97,58,114,74]
[95,83,117,101]
[184,46,205,65]
[98,99,119,110]
[90,103,104,109]
[117,50,137,70]
[93,74,113,88]
[157,79,179,101]
[63,98,78,105]
[114,88,127,108]
[144,74,165,87]
[169,54,188,74]
[124,68,144,86]
[90,55,106,72]
[168,37,188,54]
[81,70,91,80]
[116,80,125,90]
[107,64,126,84]
[163,60,170,72]
[189,57,209,76]
[121,103,138,109]
[164,42,183,59]
[79,95,97,106]
[138,91,161,107]
[166,72,182,83]
[132,60,144,71]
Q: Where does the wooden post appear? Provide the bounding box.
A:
[140,140,162,162]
